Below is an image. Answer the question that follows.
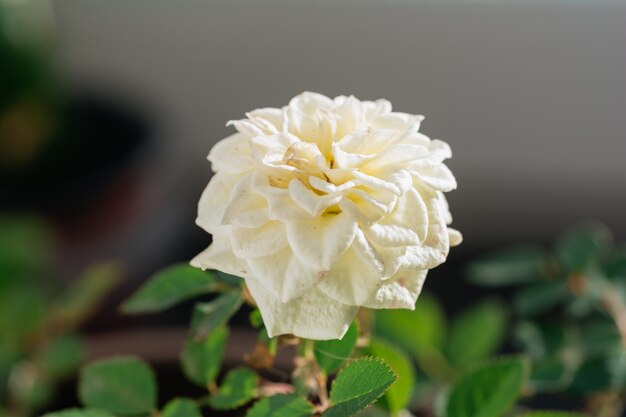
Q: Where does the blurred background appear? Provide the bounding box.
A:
[1,0,625,413]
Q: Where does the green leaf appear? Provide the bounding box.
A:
[215,271,244,286]
[373,293,446,358]
[466,246,546,286]
[78,356,157,415]
[315,321,359,374]
[446,356,529,417]
[530,359,571,392]
[513,282,570,316]
[556,223,612,272]
[521,413,587,417]
[366,338,414,414]
[191,289,243,340]
[568,358,612,393]
[447,300,507,368]
[39,334,85,378]
[209,367,259,410]
[121,264,221,314]
[0,215,53,287]
[0,285,47,349]
[52,263,121,330]
[323,357,397,417]
[245,394,314,417]
[162,398,202,417]
[605,246,626,280]
[42,409,115,417]
[180,326,228,387]
[8,364,54,409]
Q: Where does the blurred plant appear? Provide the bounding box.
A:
[467,222,626,417]
[43,260,587,417]
[0,1,61,171]
[0,215,120,417]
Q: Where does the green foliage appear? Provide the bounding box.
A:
[521,413,587,417]
[467,246,546,286]
[191,288,243,340]
[315,321,359,374]
[180,326,228,387]
[323,357,397,417]
[447,300,507,368]
[245,394,314,417]
[373,293,446,360]
[42,409,115,417]
[161,398,202,417]
[38,335,85,379]
[0,216,52,285]
[209,367,259,410]
[446,357,529,417]
[513,282,570,317]
[366,338,414,415]
[51,263,122,329]
[121,264,221,314]
[555,223,612,272]
[78,356,157,415]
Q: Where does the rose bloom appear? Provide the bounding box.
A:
[192,92,461,340]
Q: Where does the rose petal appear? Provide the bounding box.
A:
[286,211,358,270]
[191,235,249,278]
[231,221,288,258]
[364,269,428,309]
[246,278,358,340]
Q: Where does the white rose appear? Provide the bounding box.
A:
[192,92,461,340]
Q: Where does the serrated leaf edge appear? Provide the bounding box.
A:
[325,356,398,416]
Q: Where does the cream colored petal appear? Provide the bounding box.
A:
[246,108,284,132]
[251,174,312,222]
[197,172,246,233]
[286,211,358,270]
[448,228,463,246]
[366,224,421,247]
[362,145,429,173]
[288,179,343,217]
[289,91,333,114]
[207,133,254,174]
[249,132,300,162]
[332,142,375,169]
[317,245,385,306]
[352,171,401,195]
[226,119,264,138]
[414,164,457,192]
[400,197,450,269]
[231,221,288,258]
[369,112,423,132]
[246,278,358,340]
[364,269,428,309]
[383,187,429,243]
[246,247,320,303]
[220,174,269,228]
[191,235,249,278]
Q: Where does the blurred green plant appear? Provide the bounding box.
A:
[0,215,120,417]
[0,2,61,171]
[467,222,626,417]
[44,228,602,417]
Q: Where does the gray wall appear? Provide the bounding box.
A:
[52,0,626,247]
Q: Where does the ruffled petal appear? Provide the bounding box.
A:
[246,278,358,340]
[364,269,428,309]
[191,235,249,278]
[231,221,288,258]
[246,248,321,302]
[317,244,385,306]
[286,211,358,270]
[414,164,457,192]
[197,173,246,233]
